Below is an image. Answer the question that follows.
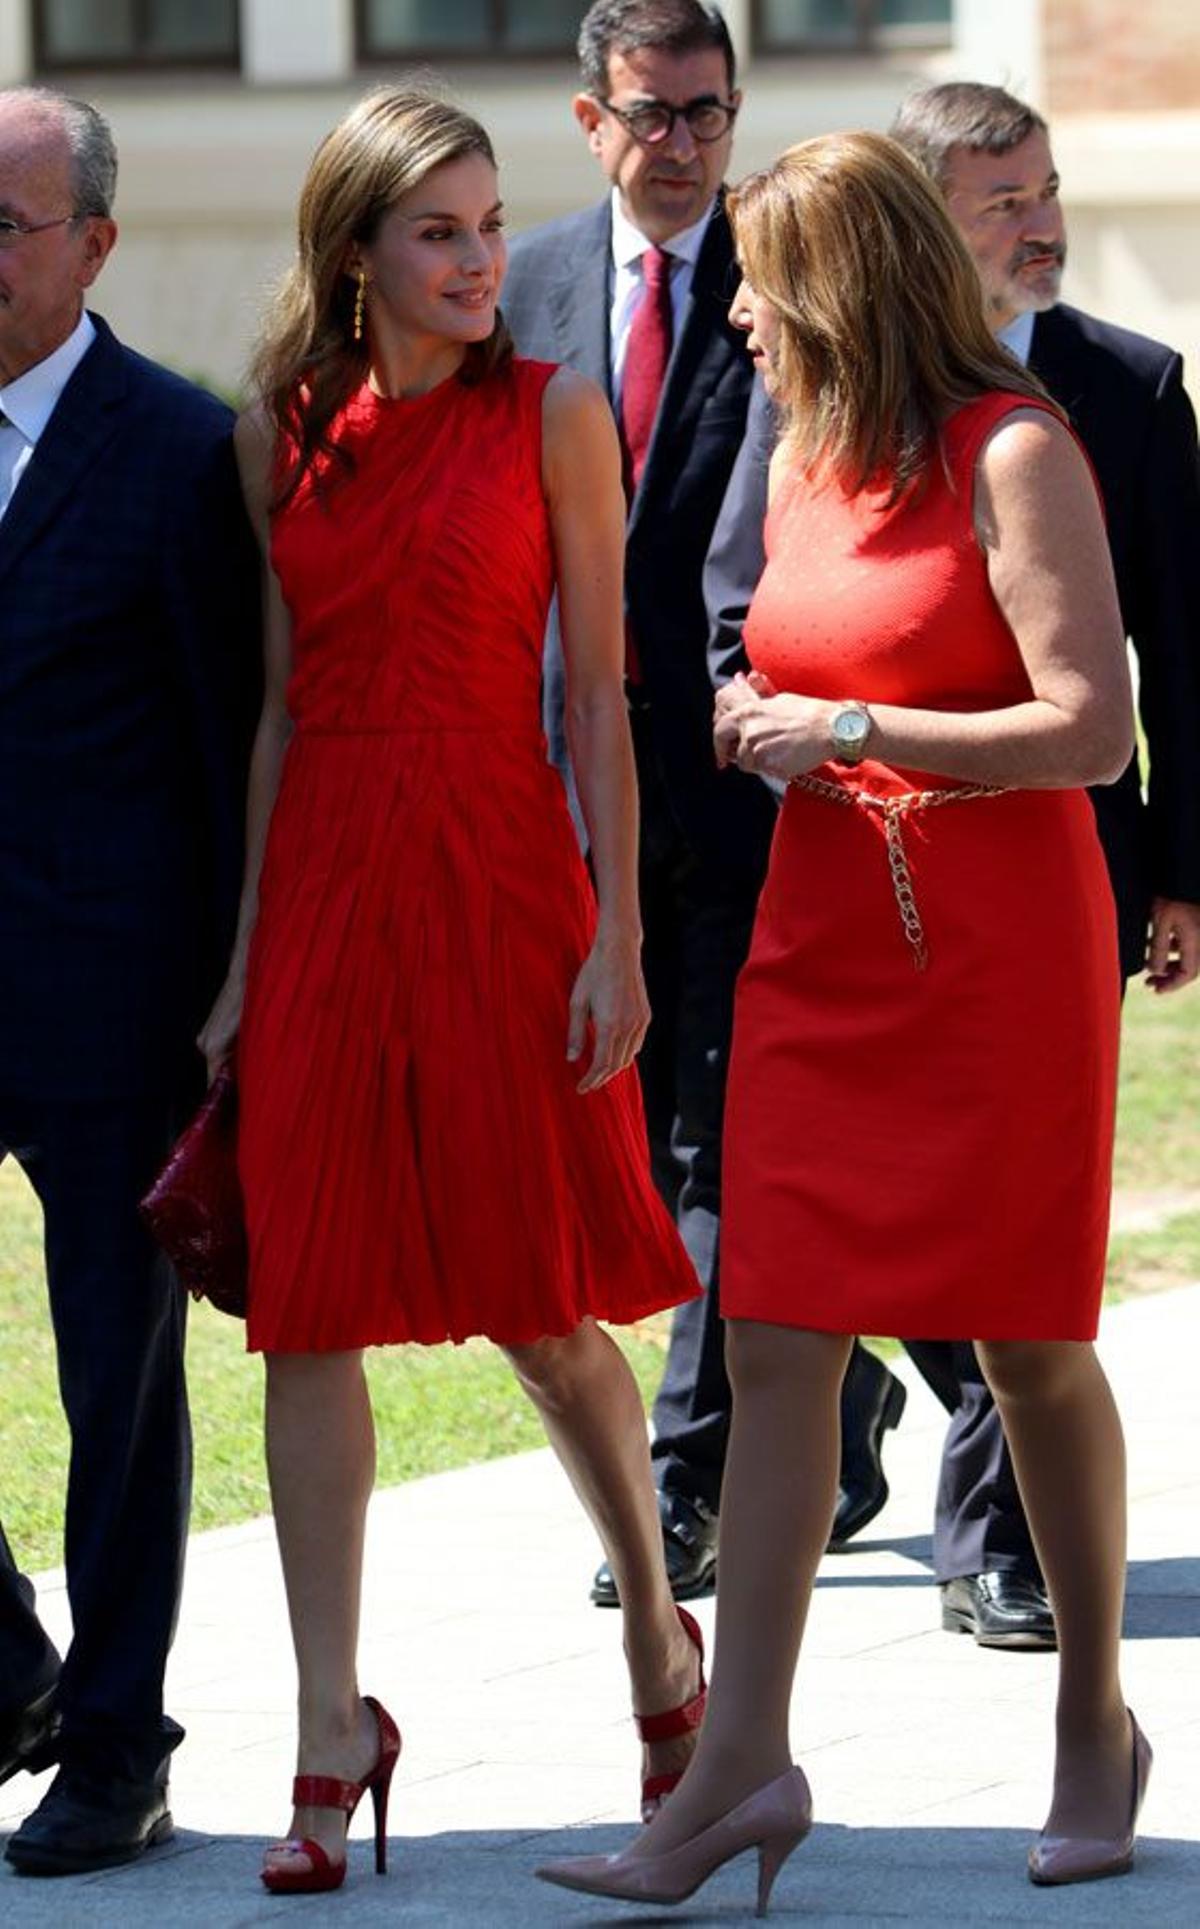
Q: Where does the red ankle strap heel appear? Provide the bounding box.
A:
[260,1694,401,1895]
[636,1606,707,1821]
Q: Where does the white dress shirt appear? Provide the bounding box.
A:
[0,309,96,522]
[609,190,717,407]
[997,309,1036,367]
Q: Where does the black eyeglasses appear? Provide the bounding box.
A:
[0,214,79,250]
[598,96,738,147]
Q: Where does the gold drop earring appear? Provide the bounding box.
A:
[353,268,367,344]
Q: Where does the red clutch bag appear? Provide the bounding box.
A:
[140,1061,248,1319]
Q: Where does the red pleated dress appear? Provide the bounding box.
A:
[238,358,699,1352]
[722,393,1121,1342]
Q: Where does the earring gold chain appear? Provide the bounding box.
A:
[353,269,366,344]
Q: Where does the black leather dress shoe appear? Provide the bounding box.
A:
[0,1685,60,1789]
[828,1353,907,1549]
[4,1764,173,1875]
[591,1488,718,1608]
[941,1570,1057,1650]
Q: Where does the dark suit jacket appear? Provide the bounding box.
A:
[1031,303,1200,968]
[706,304,1200,975]
[502,196,777,876]
[0,313,258,1100]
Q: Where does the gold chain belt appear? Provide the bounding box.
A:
[789,773,1006,970]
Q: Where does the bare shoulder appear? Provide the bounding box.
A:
[541,366,620,486]
[233,404,276,521]
[980,403,1111,563]
[234,400,273,454]
[542,364,612,436]
[974,404,1098,541]
[977,405,1084,493]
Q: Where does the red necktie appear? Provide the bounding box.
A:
[620,247,674,497]
[619,249,673,683]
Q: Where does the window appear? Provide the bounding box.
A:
[358,0,581,59]
[756,0,952,53]
[35,0,239,68]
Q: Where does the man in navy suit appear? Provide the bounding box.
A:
[0,87,255,1871]
[503,1,793,1605]
[705,80,1200,1648]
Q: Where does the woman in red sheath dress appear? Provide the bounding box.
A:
[539,135,1148,1914]
[199,89,704,1894]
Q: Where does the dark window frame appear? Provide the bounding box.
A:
[751,0,953,56]
[354,0,580,64]
[33,0,241,73]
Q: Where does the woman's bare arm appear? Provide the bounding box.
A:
[197,408,296,1075]
[541,367,648,1092]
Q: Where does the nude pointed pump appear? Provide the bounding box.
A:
[536,1764,813,1917]
[260,1695,401,1896]
[1028,1710,1152,1887]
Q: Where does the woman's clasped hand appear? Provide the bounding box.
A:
[713,670,834,781]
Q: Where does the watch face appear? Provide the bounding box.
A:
[832,710,869,752]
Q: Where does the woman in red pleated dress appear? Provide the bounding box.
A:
[198,87,705,1895]
[539,135,1148,1914]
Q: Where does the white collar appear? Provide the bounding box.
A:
[997,309,1036,367]
[0,310,96,444]
[610,189,717,275]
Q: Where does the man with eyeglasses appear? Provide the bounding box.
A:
[503,1,775,1609]
[0,87,256,1872]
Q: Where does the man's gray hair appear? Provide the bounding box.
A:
[1,85,117,215]
[889,82,1047,191]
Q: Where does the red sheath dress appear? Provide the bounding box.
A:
[722,393,1121,1341]
[238,358,699,1352]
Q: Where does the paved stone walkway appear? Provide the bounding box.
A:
[2,1285,1198,1923]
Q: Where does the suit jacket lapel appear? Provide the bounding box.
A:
[628,199,739,538]
[546,202,613,399]
[0,314,127,592]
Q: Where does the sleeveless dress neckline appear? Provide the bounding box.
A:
[360,367,467,411]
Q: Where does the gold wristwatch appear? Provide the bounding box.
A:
[828,700,873,765]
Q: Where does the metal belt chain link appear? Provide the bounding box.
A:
[790,772,1006,970]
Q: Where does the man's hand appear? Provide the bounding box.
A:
[1145,897,1200,993]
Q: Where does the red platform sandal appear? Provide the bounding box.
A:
[637,1606,707,1822]
[260,1695,401,1895]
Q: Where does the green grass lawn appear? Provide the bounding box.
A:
[1112,979,1200,1190]
[2,983,1197,1573]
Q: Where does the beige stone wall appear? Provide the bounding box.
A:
[5,2,1200,393]
[1045,0,1200,114]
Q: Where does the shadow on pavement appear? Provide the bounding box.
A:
[2,1819,1198,1924]
[1123,1556,1200,1638]
[818,1540,1200,1640]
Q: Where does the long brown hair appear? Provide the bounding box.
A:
[728,130,1056,501]
[252,86,513,505]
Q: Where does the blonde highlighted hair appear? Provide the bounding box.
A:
[252,85,512,504]
[728,130,1055,500]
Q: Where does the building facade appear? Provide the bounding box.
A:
[1,0,1199,391]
